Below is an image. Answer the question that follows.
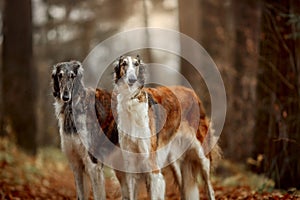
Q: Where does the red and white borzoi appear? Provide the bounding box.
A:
[113,56,166,200]
[113,55,220,200]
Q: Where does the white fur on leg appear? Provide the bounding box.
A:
[126,173,138,200]
[147,173,165,200]
[170,160,182,188]
[181,163,199,200]
[86,162,106,200]
[199,156,215,200]
[196,145,215,200]
[184,184,199,200]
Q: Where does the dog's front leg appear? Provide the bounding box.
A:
[146,172,165,200]
[70,161,87,200]
[125,173,138,200]
[86,159,106,200]
[116,171,136,200]
[115,170,130,200]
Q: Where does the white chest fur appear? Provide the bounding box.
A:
[117,92,152,154]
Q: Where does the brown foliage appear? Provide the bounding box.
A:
[1,138,299,199]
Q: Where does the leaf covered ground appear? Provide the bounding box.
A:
[0,137,299,199]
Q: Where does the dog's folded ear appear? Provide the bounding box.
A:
[113,58,120,73]
[113,56,124,83]
[69,61,84,96]
[136,54,141,63]
[136,55,146,86]
[52,64,60,98]
[114,56,125,69]
[70,60,83,77]
[71,60,83,75]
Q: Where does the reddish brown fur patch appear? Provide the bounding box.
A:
[119,65,125,79]
[95,89,118,143]
[84,88,118,148]
[145,86,211,156]
[167,86,208,144]
[145,87,181,147]
[134,90,147,103]
[96,84,214,164]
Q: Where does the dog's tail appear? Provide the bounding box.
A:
[206,123,222,170]
[197,101,222,170]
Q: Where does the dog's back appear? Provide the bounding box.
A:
[146,86,209,145]
[146,85,221,168]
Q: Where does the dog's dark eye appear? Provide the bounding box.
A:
[73,63,80,69]
[122,60,127,66]
[70,73,76,79]
[134,61,139,66]
[58,73,63,79]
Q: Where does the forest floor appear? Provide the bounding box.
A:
[0,137,299,200]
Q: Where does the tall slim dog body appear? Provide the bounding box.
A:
[114,57,166,200]
[52,61,118,200]
[148,86,217,200]
[114,56,219,200]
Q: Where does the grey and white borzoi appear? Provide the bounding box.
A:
[52,61,118,200]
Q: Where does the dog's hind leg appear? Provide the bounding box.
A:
[196,146,215,200]
[180,161,199,200]
[169,159,182,188]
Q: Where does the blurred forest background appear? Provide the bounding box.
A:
[0,0,300,194]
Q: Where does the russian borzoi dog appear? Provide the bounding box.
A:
[113,56,166,200]
[113,55,219,200]
[52,61,118,200]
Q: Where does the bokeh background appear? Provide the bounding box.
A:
[0,0,299,197]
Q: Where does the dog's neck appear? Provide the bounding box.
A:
[71,81,86,106]
[55,80,86,135]
[116,84,144,101]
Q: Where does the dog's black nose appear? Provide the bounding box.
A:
[62,91,70,101]
[128,75,137,85]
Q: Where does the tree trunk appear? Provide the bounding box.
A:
[0,53,3,137]
[229,0,260,160]
[254,0,300,189]
[0,35,3,136]
[178,0,207,108]
[3,0,37,154]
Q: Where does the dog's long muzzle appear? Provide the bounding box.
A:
[62,90,71,102]
[127,74,137,86]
